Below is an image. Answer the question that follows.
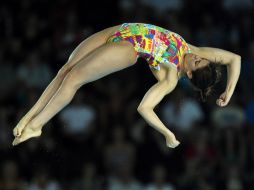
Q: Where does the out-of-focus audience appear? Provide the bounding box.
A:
[70,162,101,190]
[59,92,96,139]
[161,89,204,133]
[27,167,61,190]
[0,0,253,190]
[145,164,175,190]
[0,161,26,190]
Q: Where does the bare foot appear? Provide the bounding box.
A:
[12,123,42,146]
[13,115,32,137]
[165,132,180,148]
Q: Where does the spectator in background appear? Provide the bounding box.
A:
[161,88,204,133]
[184,129,218,163]
[0,107,12,148]
[107,165,143,190]
[245,99,254,125]
[145,164,175,190]
[59,91,96,140]
[16,87,40,109]
[223,0,253,10]
[239,64,254,125]
[104,126,142,190]
[225,164,243,190]
[124,98,147,145]
[70,162,101,190]
[140,0,183,12]
[16,52,53,90]
[245,126,254,189]
[55,9,80,62]
[178,159,200,190]
[219,128,247,168]
[0,58,16,101]
[104,126,136,176]
[27,167,60,190]
[243,41,254,92]
[211,98,245,128]
[195,14,225,47]
[0,160,26,190]
[23,14,40,48]
[118,0,136,20]
[94,79,136,126]
[239,15,253,48]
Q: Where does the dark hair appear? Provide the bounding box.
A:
[190,62,221,102]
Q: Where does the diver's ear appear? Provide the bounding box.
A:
[186,71,192,79]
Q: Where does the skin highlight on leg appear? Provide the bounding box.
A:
[13,25,121,138]
[13,41,137,145]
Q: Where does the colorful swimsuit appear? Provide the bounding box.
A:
[107,23,191,71]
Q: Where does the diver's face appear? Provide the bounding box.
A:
[187,54,210,71]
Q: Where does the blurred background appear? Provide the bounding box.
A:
[0,0,254,189]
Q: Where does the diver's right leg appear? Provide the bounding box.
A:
[13,40,137,146]
[13,25,121,137]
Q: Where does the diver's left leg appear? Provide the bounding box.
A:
[13,40,137,145]
[13,25,121,138]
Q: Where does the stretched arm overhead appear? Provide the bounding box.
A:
[189,44,241,107]
[137,67,180,148]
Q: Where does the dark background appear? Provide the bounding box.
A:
[0,0,254,189]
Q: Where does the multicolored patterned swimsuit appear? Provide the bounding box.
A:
[107,23,191,71]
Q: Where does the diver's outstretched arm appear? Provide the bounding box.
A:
[189,44,241,107]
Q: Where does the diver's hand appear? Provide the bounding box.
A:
[216,91,231,107]
[165,131,180,148]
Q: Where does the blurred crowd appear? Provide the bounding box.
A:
[0,0,254,190]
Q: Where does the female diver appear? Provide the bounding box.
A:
[12,23,241,148]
